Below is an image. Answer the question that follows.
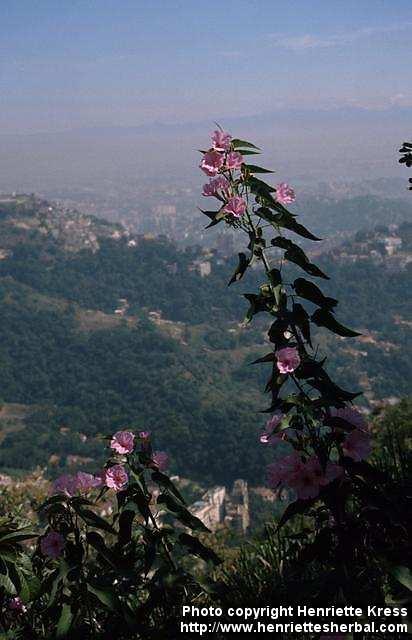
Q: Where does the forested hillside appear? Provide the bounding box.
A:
[0,197,410,484]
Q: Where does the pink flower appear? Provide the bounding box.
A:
[224,196,246,218]
[41,531,65,559]
[8,597,27,613]
[260,431,284,446]
[330,407,367,432]
[225,151,243,171]
[277,455,344,500]
[275,182,295,205]
[202,176,231,198]
[266,413,283,432]
[260,413,284,445]
[152,451,169,471]
[76,471,102,492]
[139,430,151,451]
[52,474,78,497]
[342,430,371,461]
[110,430,135,455]
[289,463,321,500]
[104,464,128,491]
[200,150,224,176]
[267,452,304,489]
[276,347,301,374]
[211,129,231,151]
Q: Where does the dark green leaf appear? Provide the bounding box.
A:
[277,497,316,529]
[291,303,312,347]
[268,268,282,287]
[251,352,276,365]
[56,604,73,638]
[198,207,226,229]
[271,237,329,279]
[294,278,337,309]
[388,565,412,592]
[308,378,361,402]
[86,532,120,569]
[246,176,276,197]
[151,471,186,505]
[74,507,116,534]
[46,561,70,609]
[231,138,260,150]
[243,164,274,174]
[228,252,249,285]
[0,572,16,595]
[279,216,321,241]
[178,533,221,565]
[243,293,270,323]
[311,308,361,337]
[157,494,209,532]
[87,582,120,612]
[0,530,37,545]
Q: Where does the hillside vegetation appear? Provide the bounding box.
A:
[0,196,410,484]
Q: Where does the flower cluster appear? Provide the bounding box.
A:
[52,471,102,497]
[268,452,343,500]
[41,428,171,565]
[263,405,371,501]
[52,429,169,498]
[199,129,295,223]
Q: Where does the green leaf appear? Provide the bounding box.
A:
[311,308,361,337]
[86,532,121,570]
[388,565,412,592]
[246,176,276,198]
[294,278,337,309]
[231,138,260,150]
[0,530,37,545]
[271,237,329,279]
[157,494,209,532]
[0,572,16,595]
[307,378,361,402]
[236,149,260,155]
[251,352,276,365]
[18,572,40,603]
[46,561,70,609]
[38,495,67,511]
[243,164,274,174]
[279,216,321,241]
[178,533,221,565]
[151,471,186,505]
[198,207,226,229]
[323,416,356,431]
[255,207,279,226]
[74,507,116,535]
[87,583,120,612]
[56,604,73,638]
[268,268,282,287]
[291,302,312,347]
[228,252,249,286]
[243,293,270,323]
[277,497,316,529]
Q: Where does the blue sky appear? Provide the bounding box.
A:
[1,1,412,133]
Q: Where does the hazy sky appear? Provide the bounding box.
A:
[1,1,412,134]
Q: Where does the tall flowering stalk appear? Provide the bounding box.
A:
[198,130,411,605]
[199,127,367,509]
